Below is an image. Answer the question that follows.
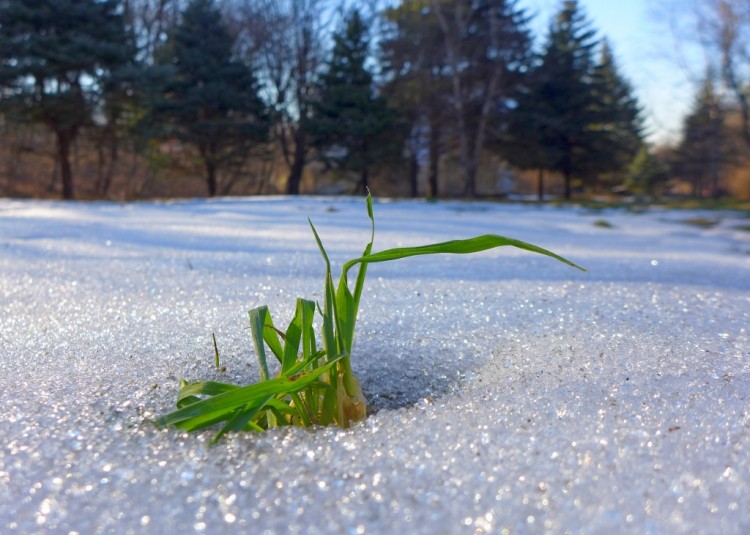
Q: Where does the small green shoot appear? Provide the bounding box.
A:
[593,219,614,229]
[157,193,585,442]
[212,333,220,369]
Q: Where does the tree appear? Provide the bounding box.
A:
[430,0,533,197]
[234,0,331,194]
[0,0,134,199]
[586,40,644,187]
[157,0,269,196]
[674,73,730,198]
[381,0,451,197]
[310,9,402,193]
[662,0,750,148]
[625,145,670,197]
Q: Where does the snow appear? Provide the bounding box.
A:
[1,196,749,534]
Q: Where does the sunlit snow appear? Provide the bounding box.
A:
[1,196,748,533]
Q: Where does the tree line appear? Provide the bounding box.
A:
[0,0,740,200]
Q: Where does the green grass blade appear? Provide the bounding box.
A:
[249,306,272,380]
[342,234,586,277]
[335,278,356,354]
[212,333,221,369]
[259,309,284,362]
[309,219,338,359]
[308,218,331,272]
[282,300,304,373]
[352,191,375,309]
[157,360,339,428]
[177,380,239,404]
[210,396,273,444]
[299,298,317,362]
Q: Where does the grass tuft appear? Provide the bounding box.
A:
[157,193,585,441]
[681,217,721,228]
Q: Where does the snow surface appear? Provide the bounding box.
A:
[1,196,749,534]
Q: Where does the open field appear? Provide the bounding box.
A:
[1,196,749,533]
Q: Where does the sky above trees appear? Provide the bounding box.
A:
[523,0,694,144]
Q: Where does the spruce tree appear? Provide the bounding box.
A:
[0,0,134,199]
[310,9,401,193]
[675,74,728,198]
[504,1,643,199]
[586,40,644,188]
[625,145,669,197]
[157,0,269,196]
[534,0,600,199]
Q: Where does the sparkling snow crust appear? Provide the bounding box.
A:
[1,196,749,534]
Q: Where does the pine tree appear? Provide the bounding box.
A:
[675,74,729,198]
[310,9,402,193]
[503,1,643,199]
[157,0,269,196]
[624,145,670,197]
[533,0,600,199]
[0,0,134,199]
[586,40,644,188]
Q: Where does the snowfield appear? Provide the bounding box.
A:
[1,196,749,534]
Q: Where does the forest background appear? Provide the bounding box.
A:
[1,0,748,202]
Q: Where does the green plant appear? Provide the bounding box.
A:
[157,193,585,442]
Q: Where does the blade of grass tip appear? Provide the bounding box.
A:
[342,234,586,278]
[212,333,220,369]
[352,190,375,310]
[177,380,239,403]
[310,220,338,361]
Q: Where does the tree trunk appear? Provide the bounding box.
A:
[408,151,419,198]
[463,160,477,197]
[537,168,545,203]
[56,129,75,200]
[564,169,572,200]
[428,121,440,198]
[206,159,217,197]
[96,131,118,198]
[286,131,306,195]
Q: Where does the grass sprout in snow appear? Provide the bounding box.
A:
[157,194,585,442]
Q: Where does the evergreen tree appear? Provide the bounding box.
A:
[381,0,451,197]
[586,40,644,188]
[675,74,728,198]
[533,0,600,199]
[493,54,561,201]
[157,0,269,196]
[310,9,402,193]
[624,145,670,197]
[502,1,643,199]
[0,0,134,199]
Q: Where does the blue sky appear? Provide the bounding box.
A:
[521,0,697,144]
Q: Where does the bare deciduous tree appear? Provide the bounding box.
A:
[233,0,334,194]
[430,0,532,197]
